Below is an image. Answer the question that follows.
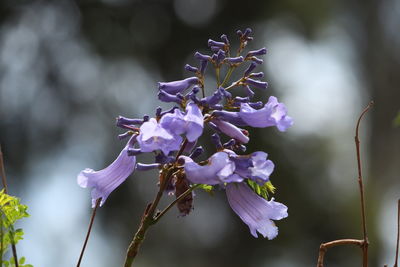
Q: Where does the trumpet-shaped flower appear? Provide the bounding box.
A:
[160,102,203,142]
[239,96,293,131]
[181,152,243,185]
[77,146,136,207]
[226,183,287,239]
[158,77,199,95]
[231,151,274,185]
[211,119,249,144]
[137,118,182,155]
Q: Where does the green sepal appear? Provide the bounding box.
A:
[197,184,214,195]
[246,180,276,200]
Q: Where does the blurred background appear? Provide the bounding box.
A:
[0,0,399,266]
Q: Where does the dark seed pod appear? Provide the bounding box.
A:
[175,175,193,216]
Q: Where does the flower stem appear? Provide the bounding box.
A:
[124,168,174,266]
[216,67,221,87]
[76,198,101,267]
[152,184,200,224]
[221,67,235,88]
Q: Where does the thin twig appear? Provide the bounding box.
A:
[0,145,19,267]
[0,145,9,194]
[355,101,373,267]
[76,198,101,267]
[152,184,200,224]
[317,239,364,267]
[316,101,373,267]
[394,199,400,267]
[124,168,174,267]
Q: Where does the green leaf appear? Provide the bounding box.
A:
[19,256,26,264]
[197,184,214,195]
[246,180,276,200]
[0,190,30,258]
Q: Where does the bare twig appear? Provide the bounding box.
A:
[394,199,400,267]
[76,198,101,267]
[317,239,364,267]
[316,101,373,267]
[0,145,19,267]
[0,145,9,194]
[354,101,373,267]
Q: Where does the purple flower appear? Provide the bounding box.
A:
[211,119,249,144]
[208,39,226,49]
[226,183,287,239]
[225,56,244,64]
[246,47,267,57]
[158,77,199,95]
[201,89,223,107]
[77,145,136,207]
[244,62,257,77]
[239,96,293,131]
[245,78,268,89]
[231,151,275,185]
[158,90,184,104]
[184,64,198,73]
[137,118,182,155]
[181,152,243,185]
[194,52,211,61]
[212,110,247,126]
[160,102,204,142]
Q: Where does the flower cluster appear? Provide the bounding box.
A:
[78,28,292,239]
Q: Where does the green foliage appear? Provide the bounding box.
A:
[393,111,400,127]
[0,190,32,267]
[2,257,33,267]
[246,180,276,200]
[197,184,214,195]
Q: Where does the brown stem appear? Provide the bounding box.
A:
[0,145,19,267]
[124,168,174,267]
[354,101,373,267]
[152,184,200,224]
[0,145,8,194]
[394,199,400,267]
[76,198,101,267]
[317,239,364,267]
[316,102,373,267]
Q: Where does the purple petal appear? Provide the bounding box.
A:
[158,90,184,104]
[159,103,204,142]
[208,39,225,48]
[201,89,223,106]
[244,62,257,77]
[137,118,182,155]
[185,64,198,73]
[226,183,288,239]
[158,77,199,95]
[182,152,240,185]
[248,152,275,184]
[77,146,136,207]
[246,47,267,57]
[225,56,244,64]
[194,52,211,61]
[245,78,268,89]
[184,102,204,142]
[212,110,247,126]
[220,34,229,45]
[212,119,249,144]
[239,96,293,131]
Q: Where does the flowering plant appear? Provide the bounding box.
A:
[77,28,293,266]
